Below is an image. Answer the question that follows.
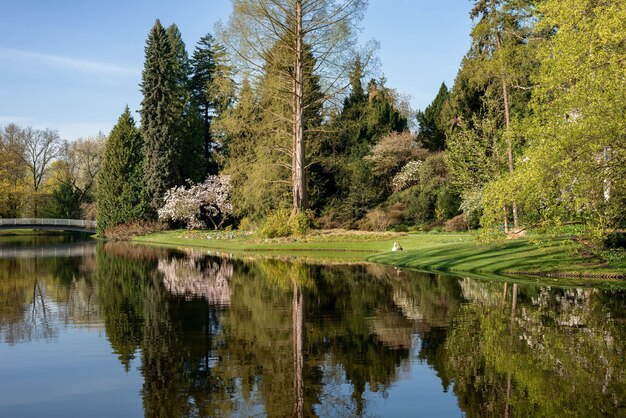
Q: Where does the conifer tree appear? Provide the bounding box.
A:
[141,19,179,211]
[416,82,449,151]
[190,34,235,174]
[166,24,205,182]
[96,107,148,235]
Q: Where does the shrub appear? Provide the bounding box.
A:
[291,211,314,236]
[604,232,626,249]
[104,220,166,241]
[260,209,293,238]
[238,217,256,231]
[158,175,233,229]
[358,208,391,231]
[260,209,314,238]
[436,186,462,220]
[392,161,422,192]
[443,214,468,232]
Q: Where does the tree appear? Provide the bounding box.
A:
[219,0,368,213]
[43,182,82,219]
[167,24,206,183]
[157,175,233,229]
[465,0,537,228]
[141,19,180,212]
[2,125,62,216]
[96,107,149,235]
[0,124,28,217]
[482,0,626,237]
[365,131,428,180]
[220,79,266,219]
[49,135,105,219]
[190,33,235,173]
[416,82,449,151]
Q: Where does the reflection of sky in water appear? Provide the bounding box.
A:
[0,328,143,418]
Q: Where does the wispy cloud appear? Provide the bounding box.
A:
[0,47,139,77]
[0,115,33,125]
[39,122,113,140]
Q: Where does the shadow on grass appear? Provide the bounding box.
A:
[368,239,604,274]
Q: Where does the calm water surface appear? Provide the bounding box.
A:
[0,235,624,417]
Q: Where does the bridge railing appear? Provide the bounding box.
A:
[0,218,97,229]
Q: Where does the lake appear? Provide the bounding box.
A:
[0,235,624,417]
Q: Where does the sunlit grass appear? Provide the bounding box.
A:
[133,229,625,278]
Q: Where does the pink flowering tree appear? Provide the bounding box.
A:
[158,175,233,229]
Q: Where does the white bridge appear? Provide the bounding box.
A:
[0,218,97,233]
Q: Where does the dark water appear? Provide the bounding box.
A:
[0,236,625,418]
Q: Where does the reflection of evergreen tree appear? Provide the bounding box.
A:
[96,243,150,371]
[95,243,235,417]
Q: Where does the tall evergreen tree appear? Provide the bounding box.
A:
[166,24,205,182]
[416,82,449,151]
[141,19,179,211]
[96,107,148,235]
[190,33,235,174]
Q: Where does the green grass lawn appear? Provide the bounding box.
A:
[134,229,626,279]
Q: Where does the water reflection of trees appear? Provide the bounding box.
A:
[21,240,621,418]
[158,255,232,305]
[444,281,626,417]
[0,249,99,344]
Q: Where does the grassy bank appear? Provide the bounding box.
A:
[134,229,625,279]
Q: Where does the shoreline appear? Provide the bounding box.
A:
[132,229,626,283]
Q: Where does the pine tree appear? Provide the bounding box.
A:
[190,34,235,174]
[96,107,148,235]
[166,24,205,182]
[416,82,449,151]
[141,19,179,212]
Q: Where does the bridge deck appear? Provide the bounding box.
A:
[0,218,97,233]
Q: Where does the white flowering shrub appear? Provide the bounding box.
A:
[158,175,233,229]
[391,161,422,192]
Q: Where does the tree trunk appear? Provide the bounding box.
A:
[204,105,211,169]
[501,80,519,228]
[292,0,307,213]
[492,0,518,229]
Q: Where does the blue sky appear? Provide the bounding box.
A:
[0,0,472,140]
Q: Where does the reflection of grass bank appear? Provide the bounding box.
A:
[134,229,626,280]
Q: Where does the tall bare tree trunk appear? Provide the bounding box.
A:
[292,0,307,213]
[491,0,518,229]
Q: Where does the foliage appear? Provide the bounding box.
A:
[141,19,180,211]
[365,131,427,179]
[260,209,293,238]
[392,161,422,192]
[103,220,166,241]
[416,82,449,151]
[158,175,233,229]
[481,0,626,239]
[96,107,149,235]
